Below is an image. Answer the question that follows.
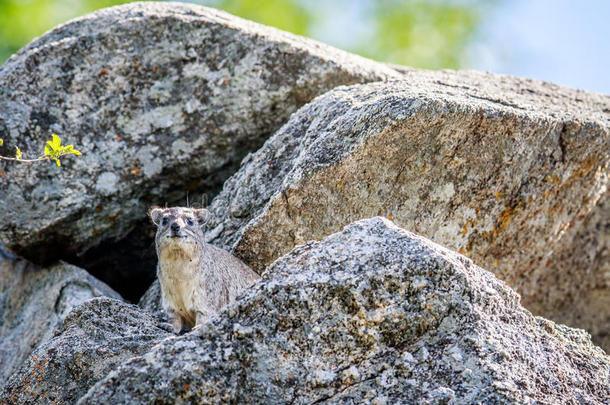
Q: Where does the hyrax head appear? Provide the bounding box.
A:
[149,207,210,254]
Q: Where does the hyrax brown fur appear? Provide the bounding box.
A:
[150,206,260,333]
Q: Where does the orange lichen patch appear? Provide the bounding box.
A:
[337,181,344,189]
[461,222,468,236]
[495,190,503,200]
[461,219,477,236]
[22,356,49,396]
[387,214,393,220]
[115,135,122,141]
[482,201,523,244]
[98,68,109,77]
[574,156,597,177]
[92,228,98,236]
[543,174,559,184]
[152,66,159,73]
[559,156,600,191]
[132,58,139,67]
[131,166,140,176]
[458,248,467,255]
[419,165,427,173]
[183,384,190,391]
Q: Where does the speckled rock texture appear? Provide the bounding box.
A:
[80,218,610,404]
[138,273,165,318]
[1,297,170,405]
[0,258,120,386]
[0,2,399,268]
[1,3,609,401]
[528,189,610,351]
[200,75,610,349]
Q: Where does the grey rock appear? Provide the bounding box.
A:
[0,2,399,271]
[202,74,610,349]
[0,258,120,386]
[81,218,610,404]
[138,279,164,319]
[1,297,170,404]
[529,188,610,351]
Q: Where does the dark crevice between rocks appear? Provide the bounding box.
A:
[67,220,158,303]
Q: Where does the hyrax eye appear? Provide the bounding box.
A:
[161,217,169,226]
[186,218,195,226]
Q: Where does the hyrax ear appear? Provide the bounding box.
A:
[195,208,211,225]
[149,207,164,225]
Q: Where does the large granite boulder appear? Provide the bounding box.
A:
[0,258,120,386]
[0,2,400,299]
[1,297,170,404]
[80,218,609,404]
[527,189,609,351]
[200,73,610,348]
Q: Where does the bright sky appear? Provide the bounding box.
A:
[308,0,610,95]
[470,0,610,95]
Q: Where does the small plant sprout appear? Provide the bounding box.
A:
[0,134,82,166]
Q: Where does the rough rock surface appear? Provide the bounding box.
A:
[137,276,164,319]
[81,218,610,404]
[0,258,120,386]
[528,189,610,351]
[1,297,170,404]
[0,2,400,293]
[201,73,610,348]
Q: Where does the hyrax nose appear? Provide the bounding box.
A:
[171,223,180,233]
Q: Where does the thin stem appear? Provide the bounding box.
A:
[0,155,50,163]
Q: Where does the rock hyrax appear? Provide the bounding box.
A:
[150,206,260,333]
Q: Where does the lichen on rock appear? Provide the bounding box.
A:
[0,3,608,403]
[1,297,170,404]
[80,218,610,404]
[0,258,120,387]
[202,74,610,349]
[0,1,399,271]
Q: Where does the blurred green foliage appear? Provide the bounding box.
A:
[0,0,136,64]
[364,0,484,69]
[0,0,491,69]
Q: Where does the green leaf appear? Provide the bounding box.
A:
[15,146,22,159]
[52,134,61,148]
[0,139,3,146]
[47,134,61,152]
[44,144,52,155]
[55,158,61,167]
